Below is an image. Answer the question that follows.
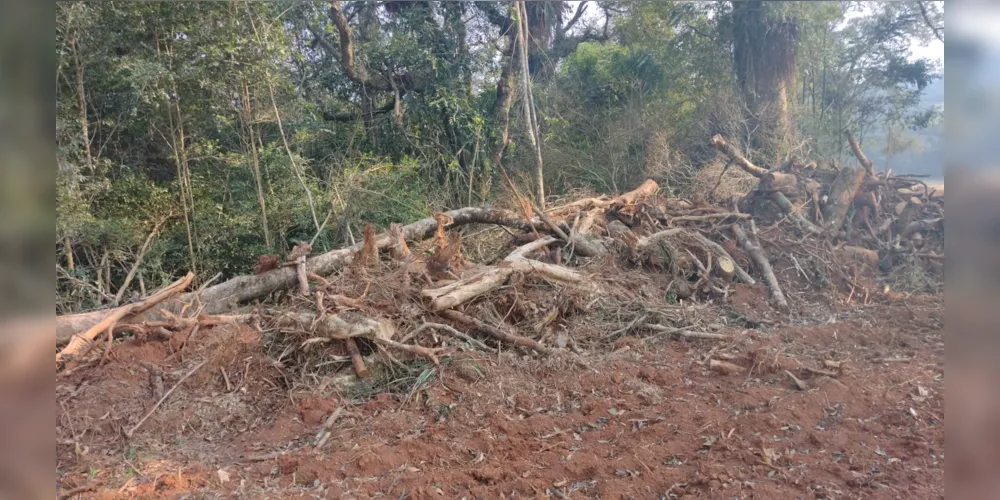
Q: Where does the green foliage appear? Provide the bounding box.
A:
[56,1,943,312]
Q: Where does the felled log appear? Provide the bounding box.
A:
[634,228,682,269]
[759,170,822,200]
[57,273,194,365]
[822,166,866,232]
[56,207,549,344]
[715,256,736,280]
[731,225,788,310]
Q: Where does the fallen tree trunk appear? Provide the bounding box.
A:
[822,166,866,232]
[57,207,548,345]
[57,273,194,365]
[731,225,788,310]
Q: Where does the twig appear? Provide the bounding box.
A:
[126,360,207,438]
[804,367,839,378]
[374,338,444,365]
[59,482,102,500]
[442,309,553,355]
[406,321,491,351]
[314,406,344,449]
[220,366,232,392]
[647,324,731,341]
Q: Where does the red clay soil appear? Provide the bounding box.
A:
[56,291,943,499]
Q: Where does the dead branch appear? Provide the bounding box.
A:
[423,237,591,311]
[57,272,195,365]
[546,179,660,218]
[126,359,206,438]
[275,311,394,341]
[56,206,548,344]
[846,130,875,177]
[373,338,443,365]
[732,225,788,310]
[114,216,170,305]
[770,192,824,235]
[344,337,368,378]
[441,309,553,355]
[647,324,731,340]
[710,135,767,178]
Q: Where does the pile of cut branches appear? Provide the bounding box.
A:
[56,132,943,378]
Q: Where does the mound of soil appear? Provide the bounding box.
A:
[56,293,943,498]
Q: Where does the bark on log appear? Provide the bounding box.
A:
[56,207,547,344]
[710,135,767,178]
[57,273,195,365]
[822,166,866,232]
[731,225,788,310]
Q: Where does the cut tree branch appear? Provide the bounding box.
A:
[711,135,768,178]
[732,225,788,310]
[845,130,875,177]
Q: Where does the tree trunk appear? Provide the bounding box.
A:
[241,82,271,249]
[70,35,92,170]
[516,0,545,208]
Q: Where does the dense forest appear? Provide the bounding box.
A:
[56,1,943,313]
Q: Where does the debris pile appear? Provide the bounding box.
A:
[56,133,944,380]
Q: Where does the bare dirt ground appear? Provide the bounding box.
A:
[56,284,943,499]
